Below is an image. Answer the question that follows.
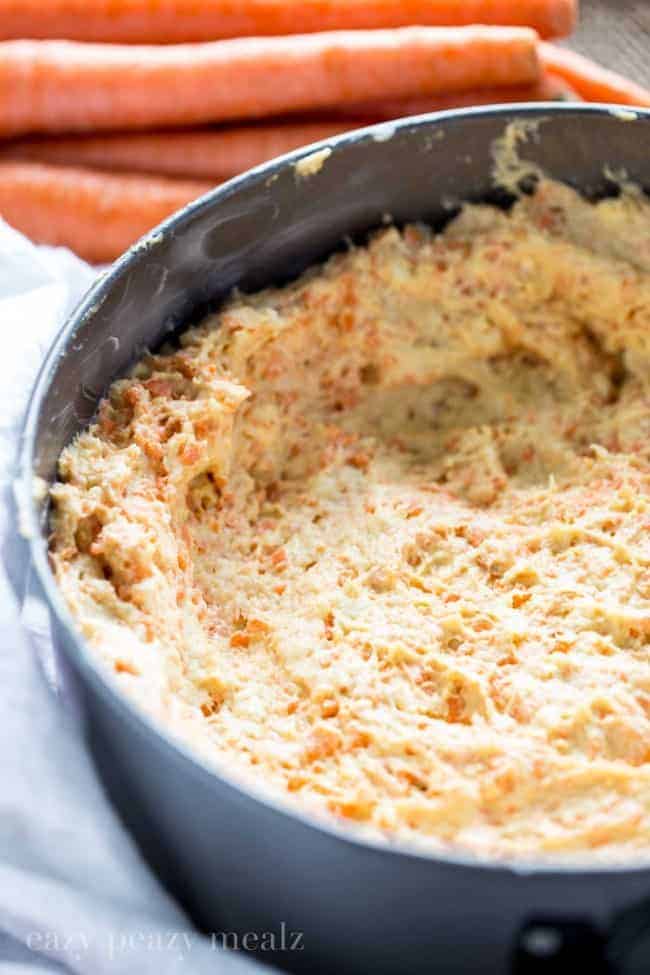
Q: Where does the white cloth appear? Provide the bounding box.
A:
[0,221,262,975]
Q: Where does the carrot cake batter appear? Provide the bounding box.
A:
[51,180,650,859]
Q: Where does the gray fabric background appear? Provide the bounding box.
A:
[569,0,650,84]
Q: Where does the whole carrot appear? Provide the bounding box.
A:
[327,72,579,121]
[0,161,212,262]
[0,28,540,137]
[0,122,354,180]
[540,43,650,107]
[0,75,580,182]
[0,1,577,44]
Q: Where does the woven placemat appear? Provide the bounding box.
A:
[568,0,650,85]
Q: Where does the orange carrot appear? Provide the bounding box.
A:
[540,43,650,106]
[0,161,212,262]
[0,1,578,44]
[0,74,580,181]
[0,28,541,137]
[328,72,580,121]
[0,122,354,180]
